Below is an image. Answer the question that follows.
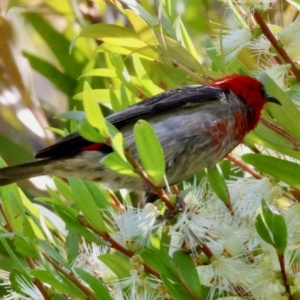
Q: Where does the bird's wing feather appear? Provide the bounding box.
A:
[35,86,225,159]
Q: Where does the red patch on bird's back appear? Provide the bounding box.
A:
[80,143,104,151]
[202,119,230,149]
[233,111,248,142]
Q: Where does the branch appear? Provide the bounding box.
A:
[253,10,300,83]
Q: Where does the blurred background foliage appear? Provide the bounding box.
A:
[2,0,300,299]
[0,0,223,193]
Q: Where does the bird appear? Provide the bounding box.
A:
[0,74,280,190]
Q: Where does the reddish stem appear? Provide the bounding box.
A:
[253,10,300,83]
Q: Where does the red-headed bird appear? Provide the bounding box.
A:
[0,74,280,190]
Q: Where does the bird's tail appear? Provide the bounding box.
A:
[0,159,51,186]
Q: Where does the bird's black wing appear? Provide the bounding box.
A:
[107,86,225,127]
[35,86,225,159]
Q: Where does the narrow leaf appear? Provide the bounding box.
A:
[272,214,288,255]
[83,82,109,138]
[173,251,203,298]
[242,154,300,189]
[255,214,273,245]
[207,166,230,204]
[134,120,165,185]
[69,178,106,232]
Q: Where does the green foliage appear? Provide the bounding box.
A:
[1,0,300,299]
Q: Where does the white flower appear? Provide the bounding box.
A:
[229,177,282,220]
[2,275,43,300]
[72,242,115,281]
[115,269,163,300]
[247,35,274,60]
[198,254,256,298]
[213,27,253,62]
[265,64,290,88]
[235,0,275,13]
[108,204,160,250]
[279,18,300,60]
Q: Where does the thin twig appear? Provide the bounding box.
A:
[278,253,293,300]
[26,258,52,300]
[124,148,175,210]
[171,58,212,85]
[260,118,300,151]
[253,10,300,83]
[226,153,262,179]
[188,229,214,259]
[79,216,161,279]
[43,253,98,300]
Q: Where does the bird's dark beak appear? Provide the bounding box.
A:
[266,94,281,105]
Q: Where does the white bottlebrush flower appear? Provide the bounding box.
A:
[108,203,160,250]
[72,242,115,281]
[2,275,44,300]
[198,254,255,298]
[265,64,290,89]
[279,18,300,60]
[229,177,282,220]
[234,0,275,13]
[213,27,253,62]
[115,269,162,300]
[247,35,274,60]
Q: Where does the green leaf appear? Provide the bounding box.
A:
[140,249,178,282]
[54,205,103,244]
[23,52,77,97]
[0,133,33,163]
[56,111,86,122]
[100,152,137,177]
[0,186,25,233]
[97,43,155,61]
[80,68,117,79]
[156,34,205,74]
[53,177,73,200]
[75,268,113,300]
[255,214,273,245]
[109,85,122,112]
[259,73,300,141]
[207,166,230,204]
[39,240,69,268]
[271,214,288,255]
[69,178,106,232]
[132,56,162,97]
[173,251,203,299]
[83,81,109,138]
[161,273,192,299]
[99,254,131,279]
[123,2,157,26]
[179,19,199,60]
[261,199,273,230]
[110,132,127,162]
[14,236,38,258]
[77,120,105,143]
[242,154,300,189]
[134,120,165,185]
[10,268,32,295]
[24,13,85,78]
[125,9,159,47]
[66,229,79,264]
[109,53,135,95]
[83,181,111,210]
[30,269,86,299]
[79,24,157,59]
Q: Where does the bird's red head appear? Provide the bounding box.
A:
[211,74,266,110]
[211,74,279,130]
